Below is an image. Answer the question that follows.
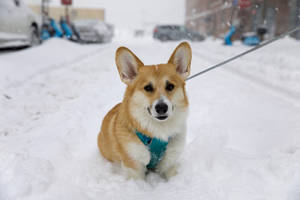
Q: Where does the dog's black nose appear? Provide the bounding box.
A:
[155,103,168,115]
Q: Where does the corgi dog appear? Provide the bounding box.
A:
[98,42,192,179]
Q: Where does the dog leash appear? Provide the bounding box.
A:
[186,26,300,81]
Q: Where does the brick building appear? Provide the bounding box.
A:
[185,0,300,39]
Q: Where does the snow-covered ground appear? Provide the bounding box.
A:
[0,37,300,200]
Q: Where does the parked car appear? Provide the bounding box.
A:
[153,25,205,42]
[74,20,114,43]
[0,0,41,48]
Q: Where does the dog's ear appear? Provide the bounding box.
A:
[115,47,144,84]
[168,42,192,79]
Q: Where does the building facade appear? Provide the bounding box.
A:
[185,0,300,39]
[29,5,105,22]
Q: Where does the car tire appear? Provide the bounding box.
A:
[29,26,40,47]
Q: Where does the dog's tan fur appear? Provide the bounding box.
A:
[98,42,192,179]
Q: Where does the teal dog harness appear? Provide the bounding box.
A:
[135,130,169,170]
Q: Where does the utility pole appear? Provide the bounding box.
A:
[41,0,46,25]
[261,0,267,25]
[61,0,72,24]
[41,0,50,25]
[65,5,70,24]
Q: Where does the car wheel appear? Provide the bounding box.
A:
[29,26,40,47]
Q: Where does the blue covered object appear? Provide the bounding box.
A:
[224,26,236,46]
[60,19,73,38]
[50,19,63,38]
[243,35,260,46]
[40,28,51,40]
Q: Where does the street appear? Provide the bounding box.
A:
[0,38,300,200]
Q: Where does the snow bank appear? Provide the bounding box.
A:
[0,38,111,90]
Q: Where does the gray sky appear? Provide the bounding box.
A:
[24,0,185,28]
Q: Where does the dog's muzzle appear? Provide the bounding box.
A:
[148,97,173,121]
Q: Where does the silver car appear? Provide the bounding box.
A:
[0,0,41,48]
[74,19,114,43]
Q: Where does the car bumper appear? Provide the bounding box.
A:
[0,40,29,49]
[0,33,30,48]
[77,30,102,43]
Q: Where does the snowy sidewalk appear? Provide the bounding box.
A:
[0,39,300,200]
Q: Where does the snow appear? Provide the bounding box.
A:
[0,39,111,90]
[0,37,300,200]
[191,37,300,103]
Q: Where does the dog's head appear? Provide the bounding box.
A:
[116,42,192,127]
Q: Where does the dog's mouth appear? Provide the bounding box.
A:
[155,115,168,121]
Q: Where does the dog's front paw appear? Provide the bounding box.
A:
[126,171,145,180]
[159,163,179,180]
[122,163,146,180]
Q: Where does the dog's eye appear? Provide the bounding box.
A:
[144,84,154,92]
[166,82,174,91]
